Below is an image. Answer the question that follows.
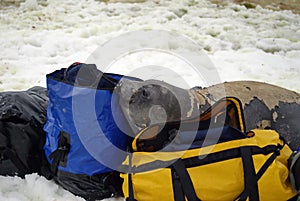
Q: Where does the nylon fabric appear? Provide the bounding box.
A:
[43,63,141,200]
[122,130,296,201]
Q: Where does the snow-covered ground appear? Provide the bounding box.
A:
[0,0,299,200]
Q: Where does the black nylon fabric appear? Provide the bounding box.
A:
[55,170,123,201]
[0,86,48,177]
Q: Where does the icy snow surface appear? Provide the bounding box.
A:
[0,0,299,200]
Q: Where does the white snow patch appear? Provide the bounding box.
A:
[0,174,84,201]
[0,0,299,200]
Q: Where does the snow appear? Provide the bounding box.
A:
[0,0,299,200]
[0,174,83,201]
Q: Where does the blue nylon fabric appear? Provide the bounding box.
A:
[43,64,133,175]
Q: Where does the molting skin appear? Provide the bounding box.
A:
[117,79,300,150]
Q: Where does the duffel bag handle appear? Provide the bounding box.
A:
[63,63,118,89]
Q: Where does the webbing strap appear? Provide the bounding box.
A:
[255,150,279,181]
[238,147,280,201]
[172,168,185,201]
[126,152,137,201]
[172,159,201,201]
[49,131,70,175]
[239,146,259,201]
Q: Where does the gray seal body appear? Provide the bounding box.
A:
[117,79,300,150]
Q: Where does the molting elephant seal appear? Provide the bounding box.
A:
[116,79,300,150]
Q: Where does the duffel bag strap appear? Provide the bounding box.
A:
[49,131,70,175]
[239,147,259,201]
[238,146,281,201]
[172,159,201,201]
[126,152,137,201]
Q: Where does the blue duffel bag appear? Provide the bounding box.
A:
[43,62,140,200]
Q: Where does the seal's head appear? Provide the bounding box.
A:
[129,83,181,128]
[117,79,199,130]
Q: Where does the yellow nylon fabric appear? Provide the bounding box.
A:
[121,130,296,201]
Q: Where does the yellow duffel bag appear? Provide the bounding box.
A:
[121,129,297,201]
[120,98,298,201]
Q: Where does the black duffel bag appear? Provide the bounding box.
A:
[0,86,48,177]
